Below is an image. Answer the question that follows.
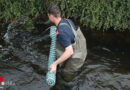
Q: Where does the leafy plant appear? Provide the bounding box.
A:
[0,0,129,31]
[0,0,46,22]
[52,0,130,31]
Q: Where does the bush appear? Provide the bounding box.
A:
[0,0,47,21]
[53,0,130,31]
[0,0,129,31]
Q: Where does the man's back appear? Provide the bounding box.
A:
[56,18,77,48]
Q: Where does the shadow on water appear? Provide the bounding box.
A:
[0,21,130,90]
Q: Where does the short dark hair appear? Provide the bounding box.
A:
[47,4,61,17]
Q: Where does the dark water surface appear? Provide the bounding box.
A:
[0,21,130,90]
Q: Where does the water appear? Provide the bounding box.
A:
[0,21,130,90]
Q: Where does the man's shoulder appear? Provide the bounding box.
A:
[60,18,77,30]
[58,24,68,30]
[58,19,68,26]
[57,21,71,32]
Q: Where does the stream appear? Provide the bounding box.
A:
[0,20,130,90]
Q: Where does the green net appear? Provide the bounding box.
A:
[46,26,57,87]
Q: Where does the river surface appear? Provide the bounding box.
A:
[0,21,130,90]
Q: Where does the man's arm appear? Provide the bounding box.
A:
[50,44,74,73]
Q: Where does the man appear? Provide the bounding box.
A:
[47,4,87,81]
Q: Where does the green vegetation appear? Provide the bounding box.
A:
[53,0,130,31]
[0,55,2,59]
[13,16,35,31]
[0,0,47,21]
[0,0,129,31]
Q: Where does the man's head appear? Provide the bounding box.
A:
[47,4,61,23]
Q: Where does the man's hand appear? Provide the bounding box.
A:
[50,62,57,73]
[49,45,73,73]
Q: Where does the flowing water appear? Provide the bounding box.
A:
[0,21,130,90]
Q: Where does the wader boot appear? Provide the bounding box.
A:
[56,19,87,82]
